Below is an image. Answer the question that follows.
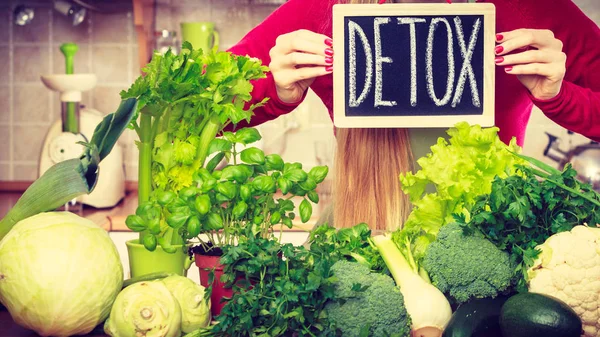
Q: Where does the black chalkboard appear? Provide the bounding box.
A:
[333,4,495,128]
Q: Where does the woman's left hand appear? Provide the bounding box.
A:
[495,28,566,100]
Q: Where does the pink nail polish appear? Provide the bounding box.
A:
[325,66,333,72]
[325,38,333,47]
[494,56,504,64]
[496,34,504,42]
[325,56,333,64]
[325,48,334,57]
[505,66,513,72]
[495,45,504,54]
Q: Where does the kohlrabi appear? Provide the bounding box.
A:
[105,280,182,337]
[162,275,211,332]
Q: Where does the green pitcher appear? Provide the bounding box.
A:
[180,22,219,52]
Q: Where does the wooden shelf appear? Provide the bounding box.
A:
[132,0,156,72]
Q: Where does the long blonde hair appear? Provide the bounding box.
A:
[332,0,414,232]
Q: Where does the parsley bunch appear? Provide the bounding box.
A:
[198,235,340,337]
[464,154,600,291]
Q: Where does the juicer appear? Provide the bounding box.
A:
[39,43,125,208]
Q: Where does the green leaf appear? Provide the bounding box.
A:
[232,201,248,219]
[278,177,291,195]
[167,213,189,229]
[125,215,146,232]
[240,184,252,201]
[270,211,281,224]
[216,181,237,200]
[283,169,307,182]
[147,218,161,235]
[252,176,276,193]
[156,190,176,206]
[240,147,266,165]
[265,154,284,171]
[299,199,312,223]
[299,177,317,191]
[206,212,224,230]
[207,138,232,155]
[221,165,250,183]
[142,234,157,251]
[307,190,320,203]
[186,216,201,237]
[235,128,262,145]
[194,194,211,215]
[308,166,329,184]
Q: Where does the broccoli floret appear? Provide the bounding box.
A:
[423,222,514,305]
[325,260,411,337]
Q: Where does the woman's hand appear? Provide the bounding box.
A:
[269,29,334,104]
[494,28,567,100]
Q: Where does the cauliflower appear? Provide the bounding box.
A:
[527,225,600,337]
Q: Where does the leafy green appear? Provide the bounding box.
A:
[192,236,340,337]
[464,155,600,292]
[308,223,387,273]
[393,122,524,273]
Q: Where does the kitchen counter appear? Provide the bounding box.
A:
[0,309,108,337]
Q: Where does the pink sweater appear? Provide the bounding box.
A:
[228,0,600,146]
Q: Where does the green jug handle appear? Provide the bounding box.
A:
[60,42,78,75]
[212,30,220,51]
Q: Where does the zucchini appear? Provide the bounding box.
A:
[122,271,174,288]
[442,296,508,337]
[499,292,582,337]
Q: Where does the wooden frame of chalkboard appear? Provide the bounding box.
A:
[332,3,496,128]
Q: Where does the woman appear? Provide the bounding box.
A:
[227,0,600,231]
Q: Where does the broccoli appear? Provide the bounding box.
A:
[325,260,411,337]
[423,222,514,305]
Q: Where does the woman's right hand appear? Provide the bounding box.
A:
[269,29,334,104]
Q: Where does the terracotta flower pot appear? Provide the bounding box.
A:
[194,253,232,317]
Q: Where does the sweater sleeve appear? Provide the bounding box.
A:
[523,0,600,141]
[226,0,333,128]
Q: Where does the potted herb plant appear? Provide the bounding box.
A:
[128,125,329,316]
[120,42,269,277]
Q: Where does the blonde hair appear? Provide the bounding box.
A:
[331,0,414,232]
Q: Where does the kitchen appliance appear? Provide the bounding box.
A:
[180,22,219,52]
[544,131,600,192]
[39,43,126,208]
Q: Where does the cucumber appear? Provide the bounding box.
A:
[442,296,508,337]
[499,292,582,337]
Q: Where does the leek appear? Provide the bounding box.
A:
[0,98,138,241]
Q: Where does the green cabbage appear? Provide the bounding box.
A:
[0,212,123,336]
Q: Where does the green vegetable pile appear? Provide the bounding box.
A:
[464,155,600,291]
